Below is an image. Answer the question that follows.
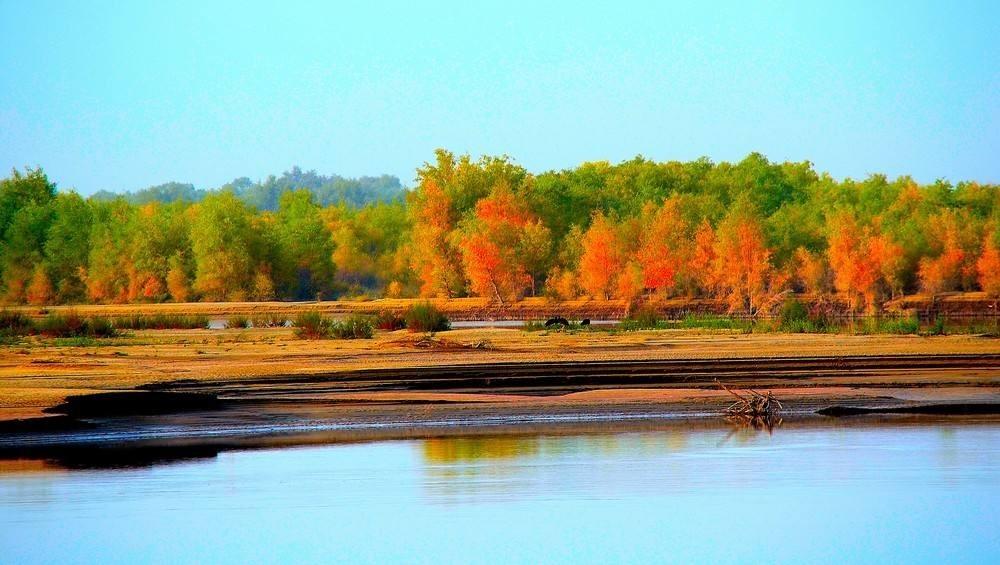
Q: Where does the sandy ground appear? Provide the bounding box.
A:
[3,324,1000,421]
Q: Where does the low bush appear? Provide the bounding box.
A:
[37,312,119,338]
[404,302,450,332]
[113,314,209,330]
[678,314,754,332]
[620,306,668,331]
[293,311,332,339]
[924,316,946,336]
[776,299,832,333]
[373,310,406,331]
[330,315,375,339]
[225,315,251,329]
[859,316,920,335]
[88,316,117,338]
[293,312,374,339]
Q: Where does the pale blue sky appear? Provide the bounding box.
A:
[1,0,997,194]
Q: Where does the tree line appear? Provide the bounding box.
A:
[2,150,999,314]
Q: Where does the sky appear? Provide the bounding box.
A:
[1,0,997,194]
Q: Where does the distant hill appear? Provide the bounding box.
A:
[90,166,406,210]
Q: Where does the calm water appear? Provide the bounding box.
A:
[2,421,999,564]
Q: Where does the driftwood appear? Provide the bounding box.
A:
[717,381,783,416]
[717,381,783,431]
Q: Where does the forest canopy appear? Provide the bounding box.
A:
[2,151,999,313]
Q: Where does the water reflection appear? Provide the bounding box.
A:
[1,420,999,564]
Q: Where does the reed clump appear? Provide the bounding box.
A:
[225,315,251,329]
[113,314,209,330]
[37,312,118,338]
[293,312,374,339]
[403,302,450,332]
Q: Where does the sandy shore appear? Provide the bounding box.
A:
[3,324,1000,427]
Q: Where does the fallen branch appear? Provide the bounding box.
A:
[717,380,783,417]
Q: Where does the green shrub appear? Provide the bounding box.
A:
[776,299,832,333]
[778,299,808,326]
[859,316,919,335]
[113,314,209,330]
[225,315,251,329]
[373,310,406,331]
[88,317,117,338]
[925,316,946,336]
[620,306,667,331]
[330,315,375,339]
[293,311,332,339]
[404,302,450,332]
[678,314,754,332]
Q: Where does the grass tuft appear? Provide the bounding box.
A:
[404,302,450,332]
[113,314,209,330]
[330,315,375,339]
[225,315,251,329]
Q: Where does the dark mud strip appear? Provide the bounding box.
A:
[44,392,223,418]
[0,415,96,434]
[817,403,1000,417]
[0,392,225,435]
[0,444,225,470]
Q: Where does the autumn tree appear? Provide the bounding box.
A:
[26,265,54,305]
[711,210,784,317]
[166,252,192,302]
[635,198,689,296]
[918,210,981,295]
[793,247,831,295]
[578,213,623,300]
[410,179,465,298]
[458,187,549,304]
[689,219,717,295]
[826,213,905,312]
[978,231,1000,297]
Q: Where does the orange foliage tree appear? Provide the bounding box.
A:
[978,232,1000,297]
[710,211,784,317]
[577,213,623,300]
[690,220,717,294]
[918,210,980,295]
[827,213,902,312]
[458,188,549,304]
[411,180,465,298]
[635,199,689,296]
[793,247,831,295]
[26,266,54,305]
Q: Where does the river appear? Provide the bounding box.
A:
[2,419,998,563]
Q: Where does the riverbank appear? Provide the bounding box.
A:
[2,324,999,433]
